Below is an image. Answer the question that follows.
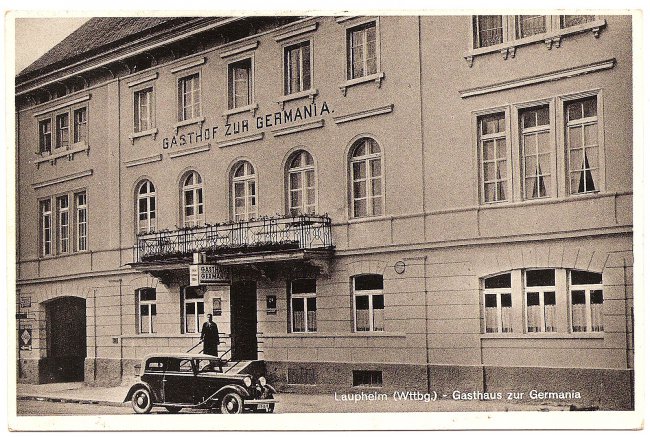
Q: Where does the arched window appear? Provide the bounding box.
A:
[232,161,257,221]
[350,138,383,218]
[136,180,156,234]
[182,171,204,227]
[287,151,316,215]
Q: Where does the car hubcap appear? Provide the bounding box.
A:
[137,394,146,407]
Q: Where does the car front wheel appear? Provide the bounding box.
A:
[220,392,244,414]
[131,388,153,414]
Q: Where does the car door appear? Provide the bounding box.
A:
[194,358,223,403]
[163,358,196,405]
[142,357,167,403]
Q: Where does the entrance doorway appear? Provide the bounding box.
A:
[45,297,87,382]
[230,281,258,361]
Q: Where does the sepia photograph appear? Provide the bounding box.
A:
[6,3,645,431]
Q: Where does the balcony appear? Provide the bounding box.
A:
[132,214,334,265]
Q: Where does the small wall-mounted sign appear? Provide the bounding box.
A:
[189,264,230,286]
[394,260,406,274]
[213,298,222,316]
[19,326,32,351]
[19,296,31,308]
[266,295,277,314]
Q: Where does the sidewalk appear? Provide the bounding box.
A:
[17,382,574,412]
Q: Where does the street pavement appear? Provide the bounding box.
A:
[16,382,573,414]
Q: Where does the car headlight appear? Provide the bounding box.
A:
[243,376,252,387]
[258,376,266,387]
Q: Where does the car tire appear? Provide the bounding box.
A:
[165,406,182,413]
[220,392,244,414]
[131,388,153,414]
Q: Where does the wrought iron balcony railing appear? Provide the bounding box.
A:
[133,215,333,263]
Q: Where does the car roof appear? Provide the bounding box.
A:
[143,353,219,360]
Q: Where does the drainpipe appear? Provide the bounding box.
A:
[108,278,124,381]
[423,255,431,394]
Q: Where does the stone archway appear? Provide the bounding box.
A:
[43,296,87,383]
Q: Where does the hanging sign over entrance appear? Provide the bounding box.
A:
[189,264,230,286]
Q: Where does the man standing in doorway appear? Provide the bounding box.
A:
[200,313,220,357]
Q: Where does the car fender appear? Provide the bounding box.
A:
[213,384,249,400]
[123,382,155,403]
[265,384,277,395]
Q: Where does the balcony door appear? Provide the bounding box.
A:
[230,280,258,361]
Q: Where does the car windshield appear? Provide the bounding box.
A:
[196,359,223,374]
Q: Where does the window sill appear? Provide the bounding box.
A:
[464,19,607,66]
[38,249,89,261]
[35,141,89,167]
[174,116,205,134]
[339,72,385,96]
[128,128,158,145]
[481,332,605,340]
[347,214,386,224]
[222,103,258,122]
[276,88,319,109]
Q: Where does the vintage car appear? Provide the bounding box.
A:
[123,353,277,414]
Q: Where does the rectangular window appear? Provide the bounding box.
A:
[178,73,200,121]
[39,119,52,154]
[228,59,252,109]
[347,21,377,80]
[566,96,599,194]
[560,15,596,28]
[285,41,311,95]
[525,269,557,333]
[184,287,204,334]
[56,195,69,254]
[353,275,384,332]
[40,199,52,256]
[352,370,382,387]
[570,271,604,332]
[521,106,551,200]
[75,192,87,251]
[55,113,70,149]
[73,107,87,143]
[134,88,153,132]
[474,15,503,48]
[138,288,157,334]
[483,273,513,333]
[479,113,508,203]
[516,15,546,38]
[290,279,317,333]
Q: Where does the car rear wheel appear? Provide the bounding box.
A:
[131,388,153,414]
[220,392,244,414]
[165,406,182,413]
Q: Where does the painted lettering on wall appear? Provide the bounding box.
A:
[161,100,331,149]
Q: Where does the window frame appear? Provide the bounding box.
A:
[56,194,70,255]
[289,279,317,333]
[227,56,254,110]
[346,19,379,81]
[474,107,512,205]
[283,39,313,96]
[569,271,604,333]
[72,105,88,145]
[349,137,385,219]
[352,275,385,332]
[524,269,558,334]
[181,171,204,228]
[55,111,70,149]
[177,72,202,122]
[137,288,157,334]
[136,180,157,234]
[39,198,53,257]
[75,191,88,252]
[133,86,155,134]
[231,161,258,221]
[514,100,557,201]
[482,274,514,334]
[38,118,52,154]
[559,91,605,196]
[286,150,317,216]
[183,287,205,334]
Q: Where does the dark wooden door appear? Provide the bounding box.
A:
[230,281,258,361]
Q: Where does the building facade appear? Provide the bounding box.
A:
[15,15,634,409]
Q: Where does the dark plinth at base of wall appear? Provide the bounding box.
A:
[265,361,633,410]
[84,358,123,387]
[483,366,634,410]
